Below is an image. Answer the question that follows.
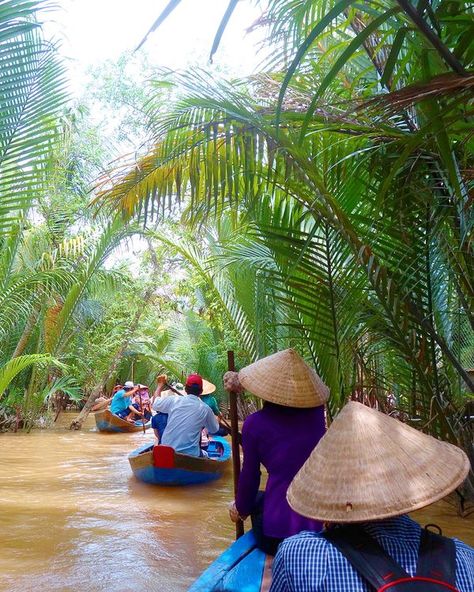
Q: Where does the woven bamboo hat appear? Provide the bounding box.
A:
[185,374,216,395]
[202,379,216,396]
[238,348,329,408]
[287,401,470,522]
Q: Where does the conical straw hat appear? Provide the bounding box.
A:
[202,379,216,395]
[287,401,470,522]
[238,349,329,408]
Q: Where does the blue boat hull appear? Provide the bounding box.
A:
[128,437,231,486]
[189,530,266,591]
[131,465,222,485]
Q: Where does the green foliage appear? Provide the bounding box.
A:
[85,52,154,151]
[0,354,64,399]
[0,3,152,424]
[97,0,473,444]
[0,1,68,233]
[40,376,82,403]
[1,0,472,451]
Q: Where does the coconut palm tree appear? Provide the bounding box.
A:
[97,0,473,451]
[0,2,145,424]
[0,0,70,413]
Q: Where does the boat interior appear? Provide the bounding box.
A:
[138,438,225,460]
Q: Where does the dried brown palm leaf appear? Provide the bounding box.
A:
[361,73,474,115]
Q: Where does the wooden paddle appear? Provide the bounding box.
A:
[227,350,244,539]
[164,382,184,396]
[138,389,146,434]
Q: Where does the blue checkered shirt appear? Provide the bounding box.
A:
[270,515,474,591]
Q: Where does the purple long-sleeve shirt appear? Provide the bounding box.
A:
[236,403,326,539]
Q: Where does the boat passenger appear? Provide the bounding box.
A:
[200,383,219,415]
[270,401,474,592]
[132,385,152,420]
[150,375,183,443]
[152,373,219,456]
[200,380,231,437]
[109,381,142,423]
[225,348,329,556]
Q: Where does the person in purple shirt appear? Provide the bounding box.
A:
[224,348,329,555]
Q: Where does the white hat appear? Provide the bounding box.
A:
[124,381,134,389]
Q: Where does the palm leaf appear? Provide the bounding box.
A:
[0,353,64,398]
[46,218,134,356]
[0,13,68,232]
[135,0,183,51]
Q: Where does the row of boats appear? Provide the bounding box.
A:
[94,408,262,590]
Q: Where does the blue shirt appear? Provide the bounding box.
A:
[270,515,474,592]
[110,389,132,414]
[152,394,219,457]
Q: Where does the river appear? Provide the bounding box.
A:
[0,412,472,591]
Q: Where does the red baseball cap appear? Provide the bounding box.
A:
[185,373,203,389]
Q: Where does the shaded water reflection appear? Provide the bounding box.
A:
[0,412,472,591]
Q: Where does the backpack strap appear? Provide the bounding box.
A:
[416,528,457,586]
[324,525,409,590]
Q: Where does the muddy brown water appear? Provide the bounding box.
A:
[0,412,472,591]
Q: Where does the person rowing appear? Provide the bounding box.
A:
[200,380,231,437]
[150,375,184,443]
[151,373,220,457]
[270,401,474,591]
[224,348,329,556]
[109,381,143,423]
[132,384,152,420]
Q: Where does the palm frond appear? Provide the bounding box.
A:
[0,353,64,398]
[0,5,68,232]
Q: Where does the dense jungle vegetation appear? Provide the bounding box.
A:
[0,0,472,489]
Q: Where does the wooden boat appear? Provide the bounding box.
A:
[128,436,231,486]
[94,409,151,433]
[188,530,271,591]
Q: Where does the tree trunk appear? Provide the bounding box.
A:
[11,305,40,359]
[69,313,143,429]
[69,286,155,430]
[69,379,113,430]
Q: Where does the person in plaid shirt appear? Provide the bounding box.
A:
[270,401,474,592]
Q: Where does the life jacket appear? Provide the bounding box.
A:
[324,524,459,591]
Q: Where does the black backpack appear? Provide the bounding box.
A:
[324,524,459,591]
